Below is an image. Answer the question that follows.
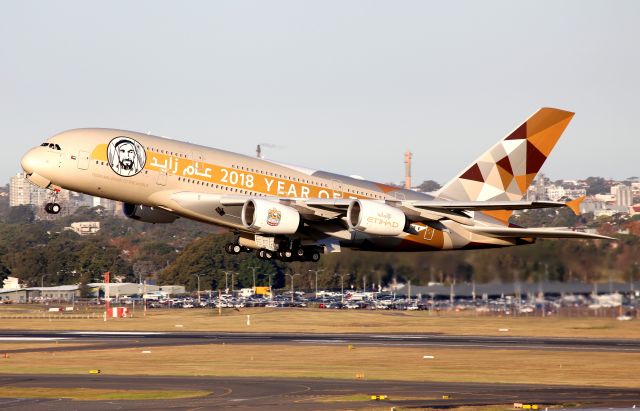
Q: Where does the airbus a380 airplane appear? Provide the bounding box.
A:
[20,107,611,263]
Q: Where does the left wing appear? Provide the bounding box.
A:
[155,191,603,240]
[465,225,614,240]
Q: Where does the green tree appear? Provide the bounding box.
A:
[417,180,441,193]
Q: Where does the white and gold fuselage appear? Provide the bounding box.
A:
[21,109,610,257]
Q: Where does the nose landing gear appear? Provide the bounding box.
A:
[44,189,62,215]
[45,203,61,214]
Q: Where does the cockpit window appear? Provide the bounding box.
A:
[42,143,61,150]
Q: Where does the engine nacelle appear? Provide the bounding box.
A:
[347,200,406,236]
[123,203,179,224]
[241,199,301,234]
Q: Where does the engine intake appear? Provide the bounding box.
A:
[123,203,179,224]
[347,200,406,236]
[241,199,301,234]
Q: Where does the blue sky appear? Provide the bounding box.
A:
[1,1,638,186]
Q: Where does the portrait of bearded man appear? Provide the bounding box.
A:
[107,137,146,177]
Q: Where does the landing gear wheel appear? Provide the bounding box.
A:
[263,250,274,260]
[231,244,242,254]
[309,251,321,262]
[257,249,266,259]
[224,243,234,254]
[45,203,61,214]
[296,248,305,257]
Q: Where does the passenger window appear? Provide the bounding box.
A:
[41,143,48,147]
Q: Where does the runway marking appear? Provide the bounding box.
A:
[63,331,166,335]
[371,335,426,339]
[0,337,69,341]
[292,340,640,352]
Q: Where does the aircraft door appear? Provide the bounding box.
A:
[77,151,90,170]
[157,169,167,186]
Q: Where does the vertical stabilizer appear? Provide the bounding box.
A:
[436,107,574,225]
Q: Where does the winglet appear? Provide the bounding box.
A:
[565,196,585,216]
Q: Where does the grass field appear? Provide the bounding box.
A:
[0,306,638,339]
[0,342,638,388]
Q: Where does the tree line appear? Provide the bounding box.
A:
[0,204,637,292]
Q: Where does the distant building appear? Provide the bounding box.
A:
[88,283,186,298]
[614,184,632,207]
[0,285,80,303]
[2,276,22,290]
[9,172,72,213]
[9,172,33,207]
[65,221,101,235]
[92,196,118,214]
[595,193,616,203]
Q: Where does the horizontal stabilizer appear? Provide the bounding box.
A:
[412,200,566,212]
[466,225,614,240]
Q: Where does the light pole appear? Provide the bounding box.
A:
[249,266,259,292]
[231,272,237,294]
[335,273,346,304]
[286,273,301,303]
[223,271,233,294]
[267,274,274,300]
[193,273,205,303]
[309,269,325,298]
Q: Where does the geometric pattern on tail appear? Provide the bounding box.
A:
[436,107,575,225]
[438,107,575,203]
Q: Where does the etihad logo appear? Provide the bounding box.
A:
[267,208,282,226]
[366,212,400,228]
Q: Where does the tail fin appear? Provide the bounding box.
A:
[435,107,574,224]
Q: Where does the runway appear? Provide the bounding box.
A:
[0,374,638,410]
[1,331,638,409]
[0,330,639,353]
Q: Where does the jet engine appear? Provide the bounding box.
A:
[347,200,406,236]
[123,203,179,224]
[241,199,301,234]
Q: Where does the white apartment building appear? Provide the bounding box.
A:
[545,184,587,202]
[613,184,632,206]
[9,173,32,206]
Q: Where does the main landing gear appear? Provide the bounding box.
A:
[224,243,252,255]
[257,246,321,262]
[223,241,322,263]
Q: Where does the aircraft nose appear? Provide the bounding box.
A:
[21,149,39,174]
